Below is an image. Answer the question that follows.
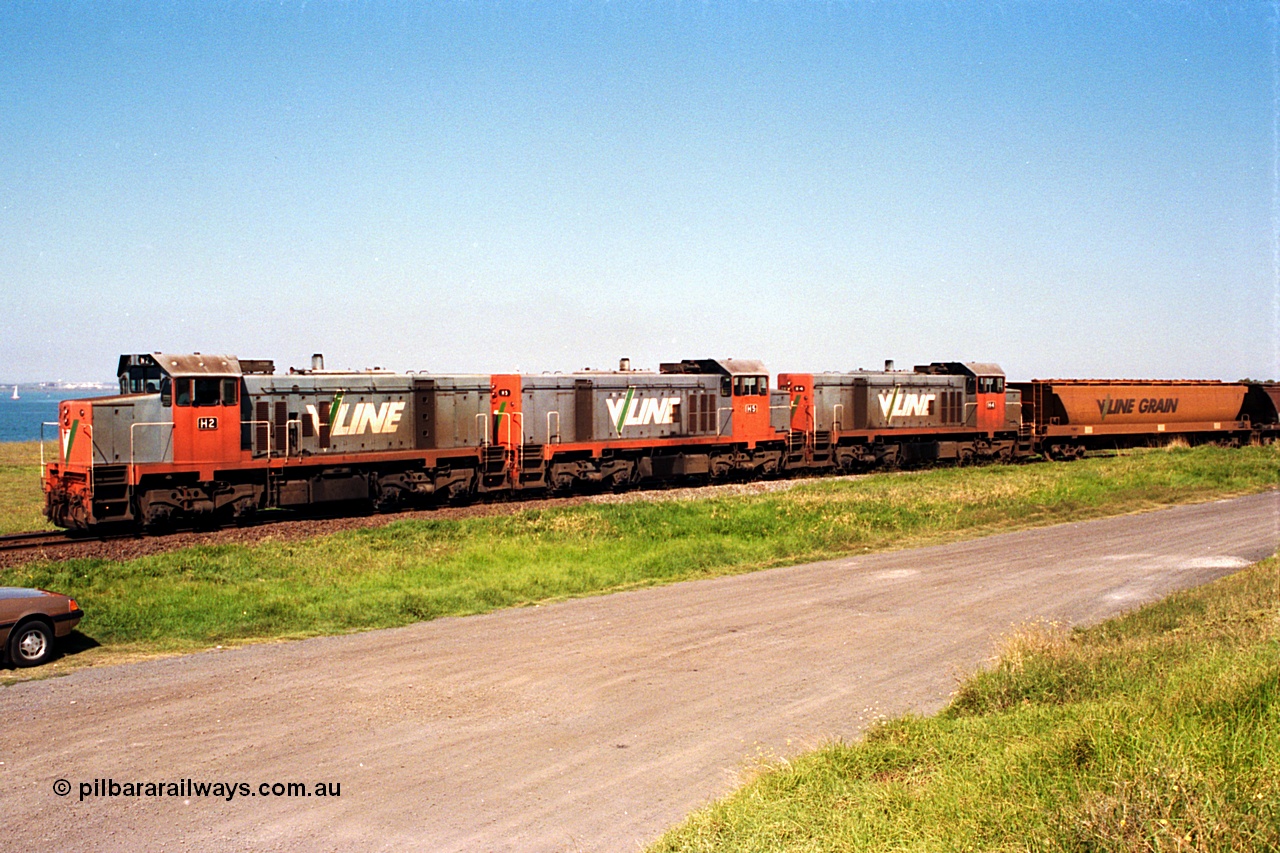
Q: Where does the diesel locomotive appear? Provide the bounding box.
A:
[41,352,1279,531]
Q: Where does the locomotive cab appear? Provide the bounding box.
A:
[658,358,779,445]
[43,354,252,529]
[916,362,1010,436]
[118,354,245,471]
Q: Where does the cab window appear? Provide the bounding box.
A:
[221,378,238,405]
[174,379,191,407]
[193,378,222,406]
[976,377,1005,394]
[121,365,164,394]
[732,376,767,397]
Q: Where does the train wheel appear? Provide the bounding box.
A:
[447,480,476,507]
[140,504,174,535]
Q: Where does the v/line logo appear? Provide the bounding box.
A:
[304,397,407,437]
[1096,396,1179,420]
[877,389,937,420]
[606,391,683,433]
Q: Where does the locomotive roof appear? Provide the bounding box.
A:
[659,358,768,376]
[120,353,243,377]
[914,361,1005,377]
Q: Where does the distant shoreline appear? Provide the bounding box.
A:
[0,383,114,390]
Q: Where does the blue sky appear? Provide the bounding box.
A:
[0,2,1273,382]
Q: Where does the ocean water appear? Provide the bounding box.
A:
[0,389,76,443]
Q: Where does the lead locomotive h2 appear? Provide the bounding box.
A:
[42,353,1279,531]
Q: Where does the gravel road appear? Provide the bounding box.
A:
[3,491,1277,852]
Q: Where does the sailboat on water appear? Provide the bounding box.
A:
[10,385,17,400]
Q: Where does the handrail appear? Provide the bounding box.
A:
[546,411,560,444]
[284,418,302,458]
[767,404,791,436]
[716,406,733,436]
[475,413,490,447]
[491,409,525,479]
[507,412,524,477]
[832,403,844,433]
[39,421,58,467]
[244,419,274,457]
[129,422,176,480]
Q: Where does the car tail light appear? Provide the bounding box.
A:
[68,599,79,612]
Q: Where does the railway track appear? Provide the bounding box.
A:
[0,530,80,553]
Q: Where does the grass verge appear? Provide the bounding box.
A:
[0,444,1276,677]
[0,441,56,534]
[649,554,1280,852]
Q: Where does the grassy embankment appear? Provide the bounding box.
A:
[651,554,1280,852]
[0,443,1275,670]
[0,441,55,534]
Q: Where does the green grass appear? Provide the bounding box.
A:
[0,444,1275,663]
[650,554,1280,852]
[0,440,56,534]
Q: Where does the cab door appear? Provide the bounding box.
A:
[171,376,242,469]
[975,375,1006,435]
[730,374,773,444]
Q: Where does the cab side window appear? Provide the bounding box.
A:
[221,378,239,406]
[975,377,1005,394]
[731,376,767,397]
[122,366,164,394]
[175,379,191,407]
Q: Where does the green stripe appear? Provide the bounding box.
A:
[65,419,79,462]
[615,387,635,434]
[495,401,508,441]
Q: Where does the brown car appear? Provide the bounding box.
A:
[1,588,83,667]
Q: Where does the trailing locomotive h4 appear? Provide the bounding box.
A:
[41,353,1279,532]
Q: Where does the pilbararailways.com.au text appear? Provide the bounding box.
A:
[54,778,341,801]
